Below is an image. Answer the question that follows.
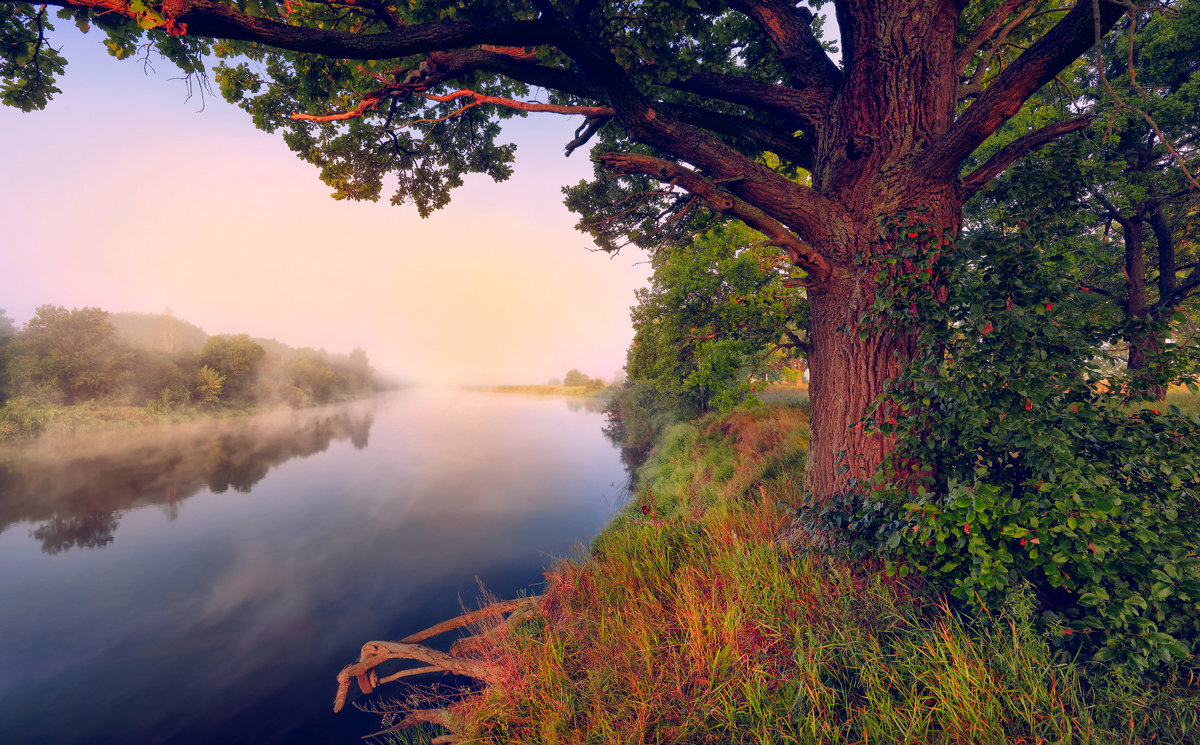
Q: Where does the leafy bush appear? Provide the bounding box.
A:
[603,379,692,459]
[847,226,1200,674]
[563,369,590,386]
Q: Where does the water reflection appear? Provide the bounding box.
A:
[0,403,374,554]
[0,389,623,745]
[563,396,611,414]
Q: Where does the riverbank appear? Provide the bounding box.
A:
[382,400,1199,744]
[0,392,385,442]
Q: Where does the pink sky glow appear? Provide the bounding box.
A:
[0,35,650,385]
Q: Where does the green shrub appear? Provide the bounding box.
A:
[846,226,1200,674]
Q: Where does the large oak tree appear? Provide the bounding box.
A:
[1,0,1141,499]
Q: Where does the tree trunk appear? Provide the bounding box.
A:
[803,189,959,501]
[1122,217,1165,398]
[806,274,920,499]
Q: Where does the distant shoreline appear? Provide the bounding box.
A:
[0,391,388,444]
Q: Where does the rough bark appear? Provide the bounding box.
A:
[806,278,913,498]
[803,190,959,497]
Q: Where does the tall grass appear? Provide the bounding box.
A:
[426,403,1199,744]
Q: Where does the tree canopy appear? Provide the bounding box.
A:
[970,3,1200,394]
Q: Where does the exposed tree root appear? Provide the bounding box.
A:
[362,707,453,739]
[333,595,540,740]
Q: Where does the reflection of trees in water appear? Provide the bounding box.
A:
[599,402,648,495]
[0,405,375,554]
[30,513,121,554]
[563,397,610,414]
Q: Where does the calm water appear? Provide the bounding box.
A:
[0,389,626,744]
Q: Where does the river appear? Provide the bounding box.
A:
[0,388,626,744]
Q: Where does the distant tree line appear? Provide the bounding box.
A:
[550,369,609,391]
[0,305,381,417]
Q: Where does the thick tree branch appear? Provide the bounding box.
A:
[332,640,499,713]
[957,3,1048,101]
[286,42,612,123]
[726,0,841,94]
[435,47,606,101]
[660,103,812,168]
[380,49,813,167]
[38,0,558,59]
[546,21,842,248]
[331,598,535,714]
[781,328,809,355]
[565,115,609,156]
[955,0,1039,75]
[959,114,1093,197]
[597,152,835,282]
[924,0,1125,182]
[1151,207,1178,300]
[669,71,825,135]
[419,88,611,117]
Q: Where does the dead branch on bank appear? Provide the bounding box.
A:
[333,596,540,739]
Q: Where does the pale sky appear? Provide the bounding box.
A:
[0,34,650,385]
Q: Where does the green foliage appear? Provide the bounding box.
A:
[849,227,1200,674]
[0,4,66,110]
[0,305,380,439]
[0,308,15,338]
[198,334,267,402]
[2,305,128,405]
[968,2,1200,387]
[194,364,225,406]
[623,221,807,416]
[562,368,590,387]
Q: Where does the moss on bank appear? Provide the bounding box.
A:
[391,402,1199,744]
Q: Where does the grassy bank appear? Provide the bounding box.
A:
[392,400,1198,744]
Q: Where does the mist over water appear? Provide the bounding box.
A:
[0,389,625,745]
